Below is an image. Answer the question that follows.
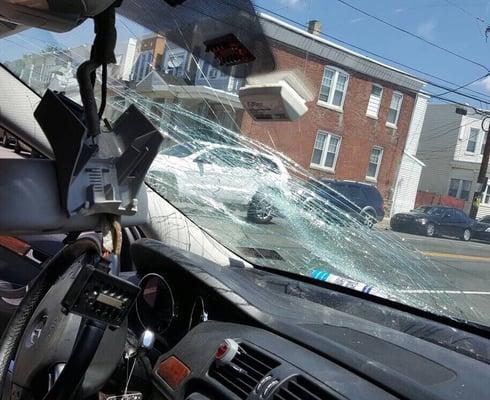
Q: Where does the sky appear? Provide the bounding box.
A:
[254,0,490,108]
[2,0,490,108]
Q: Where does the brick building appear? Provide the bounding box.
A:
[241,15,428,211]
[117,14,428,214]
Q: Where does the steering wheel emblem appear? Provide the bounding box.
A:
[28,317,47,347]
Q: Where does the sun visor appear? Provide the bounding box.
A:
[0,159,148,235]
[117,0,275,78]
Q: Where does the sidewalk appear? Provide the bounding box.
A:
[376,217,391,230]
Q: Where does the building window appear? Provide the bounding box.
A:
[448,178,472,201]
[318,67,349,109]
[165,52,186,77]
[133,51,153,81]
[467,128,480,153]
[310,130,341,171]
[386,91,403,127]
[366,84,383,118]
[481,132,487,154]
[483,184,490,204]
[208,65,219,79]
[366,147,383,179]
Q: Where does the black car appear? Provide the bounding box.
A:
[472,215,490,242]
[306,179,385,227]
[391,206,473,241]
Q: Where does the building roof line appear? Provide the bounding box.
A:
[403,151,426,167]
[259,13,426,90]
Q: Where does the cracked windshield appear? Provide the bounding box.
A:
[2,0,490,328]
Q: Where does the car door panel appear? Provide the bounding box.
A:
[184,151,222,198]
[438,209,454,236]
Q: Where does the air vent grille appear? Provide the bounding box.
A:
[274,375,340,400]
[209,343,280,399]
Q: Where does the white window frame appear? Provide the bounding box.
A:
[366,146,384,181]
[317,66,350,112]
[386,91,403,128]
[482,184,490,205]
[366,84,383,119]
[465,127,480,154]
[310,130,342,173]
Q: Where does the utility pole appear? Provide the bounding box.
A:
[469,115,490,219]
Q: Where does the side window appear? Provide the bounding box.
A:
[365,187,381,204]
[347,185,367,204]
[456,210,467,222]
[431,207,445,217]
[444,209,454,220]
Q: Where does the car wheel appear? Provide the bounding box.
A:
[361,210,376,229]
[461,228,471,242]
[248,193,273,224]
[426,223,436,237]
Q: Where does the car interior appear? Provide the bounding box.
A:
[0,1,489,400]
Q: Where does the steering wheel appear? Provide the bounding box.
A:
[0,237,127,400]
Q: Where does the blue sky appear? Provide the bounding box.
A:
[2,0,490,107]
[256,0,490,107]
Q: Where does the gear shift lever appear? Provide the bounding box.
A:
[138,330,155,355]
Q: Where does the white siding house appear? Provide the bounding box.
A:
[417,104,490,218]
[390,94,429,216]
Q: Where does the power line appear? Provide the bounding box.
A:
[227,1,490,104]
[333,0,489,72]
[442,0,487,24]
[441,0,490,42]
[433,73,489,97]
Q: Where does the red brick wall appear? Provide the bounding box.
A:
[240,43,416,202]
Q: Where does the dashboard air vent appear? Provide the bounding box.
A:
[273,375,339,400]
[209,343,280,399]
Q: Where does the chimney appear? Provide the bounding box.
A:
[308,20,322,35]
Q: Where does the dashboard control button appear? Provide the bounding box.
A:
[157,356,191,390]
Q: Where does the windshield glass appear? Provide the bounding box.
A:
[161,144,197,158]
[1,0,489,328]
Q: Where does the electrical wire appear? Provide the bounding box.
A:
[433,73,489,97]
[333,0,490,72]
[5,1,490,113]
[443,0,486,23]
[214,0,490,105]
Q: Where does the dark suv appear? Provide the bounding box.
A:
[307,179,385,227]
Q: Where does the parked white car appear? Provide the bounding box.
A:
[148,142,290,223]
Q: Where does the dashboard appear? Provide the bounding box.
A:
[127,238,490,400]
